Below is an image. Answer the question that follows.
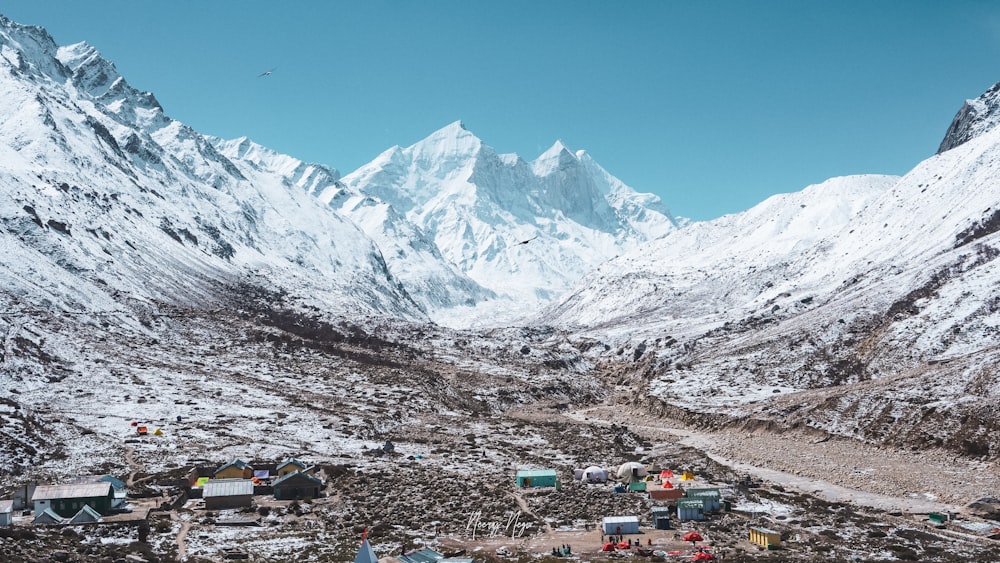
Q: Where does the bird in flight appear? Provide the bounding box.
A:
[517,236,538,245]
[258,67,276,77]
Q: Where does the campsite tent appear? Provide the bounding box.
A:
[354,537,379,563]
[582,466,608,483]
[616,462,647,483]
[659,470,675,479]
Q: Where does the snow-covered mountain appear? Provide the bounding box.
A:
[316,121,679,324]
[540,85,1000,456]
[211,136,496,321]
[0,15,422,330]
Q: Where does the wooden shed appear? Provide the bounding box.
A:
[516,469,560,489]
[214,459,254,480]
[649,487,684,500]
[277,459,307,477]
[273,471,323,500]
[203,478,254,510]
[676,498,706,522]
[31,482,114,518]
[749,526,781,549]
[601,515,640,535]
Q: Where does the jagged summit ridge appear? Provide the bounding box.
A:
[334,121,679,324]
[938,81,1000,153]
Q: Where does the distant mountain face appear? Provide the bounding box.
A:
[541,89,1000,457]
[323,121,679,324]
[212,136,495,319]
[0,15,421,329]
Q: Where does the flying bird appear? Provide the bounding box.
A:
[258,67,276,77]
[517,236,538,245]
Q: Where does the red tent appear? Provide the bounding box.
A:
[682,532,703,547]
[660,470,674,479]
[663,480,674,489]
[616,542,630,550]
[692,551,715,561]
[601,542,615,552]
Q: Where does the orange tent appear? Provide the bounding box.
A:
[601,542,615,552]
[660,470,674,479]
[136,426,148,435]
[663,480,674,489]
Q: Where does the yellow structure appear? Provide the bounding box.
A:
[214,459,253,480]
[680,470,696,481]
[749,527,781,549]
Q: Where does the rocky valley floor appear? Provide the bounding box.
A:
[1,300,999,562]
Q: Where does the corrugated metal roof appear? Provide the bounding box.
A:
[516,469,557,478]
[0,499,13,512]
[750,526,780,534]
[216,459,252,473]
[32,482,112,501]
[650,506,671,514]
[398,548,444,563]
[677,499,704,508]
[273,470,322,488]
[203,478,254,498]
[602,515,639,524]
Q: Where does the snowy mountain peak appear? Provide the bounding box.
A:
[412,119,483,161]
[938,81,1000,153]
[533,139,580,175]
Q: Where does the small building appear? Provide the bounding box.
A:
[651,506,671,530]
[73,475,128,509]
[68,504,103,524]
[276,459,307,477]
[0,499,13,527]
[601,515,640,535]
[628,481,647,492]
[33,508,66,525]
[516,469,560,489]
[214,459,254,480]
[203,478,254,510]
[31,482,114,518]
[749,526,781,549]
[686,488,721,512]
[273,471,323,500]
[649,487,684,501]
[676,498,706,522]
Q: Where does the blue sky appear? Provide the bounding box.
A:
[4,1,1000,221]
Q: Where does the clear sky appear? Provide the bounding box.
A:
[3,1,1000,221]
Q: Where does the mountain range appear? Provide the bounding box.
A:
[2,9,999,477]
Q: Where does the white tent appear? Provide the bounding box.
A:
[616,462,647,482]
[582,466,608,483]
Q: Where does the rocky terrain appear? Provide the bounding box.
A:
[2,297,1000,562]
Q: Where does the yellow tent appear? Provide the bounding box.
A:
[196,477,210,488]
[153,428,164,436]
[681,470,696,481]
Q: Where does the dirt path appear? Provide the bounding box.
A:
[124,445,145,487]
[566,405,998,515]
[174,516,191,561]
